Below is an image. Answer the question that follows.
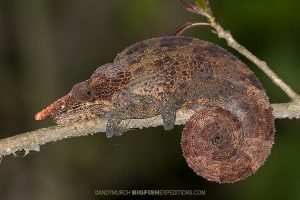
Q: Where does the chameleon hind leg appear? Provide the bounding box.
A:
[161,105,177,131]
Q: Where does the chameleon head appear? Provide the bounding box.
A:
[35,80,111,124]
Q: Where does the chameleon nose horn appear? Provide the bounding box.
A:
[35,94,71,121]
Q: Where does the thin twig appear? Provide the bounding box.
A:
[209,18,300,101]
[170,22,210,36]
[179,1,300,101]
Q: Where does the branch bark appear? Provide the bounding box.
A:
[1,103,300,159]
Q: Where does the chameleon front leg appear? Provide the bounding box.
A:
[105,91,155,137]
[106,118,124,138]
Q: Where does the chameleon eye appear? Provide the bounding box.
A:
[71,82,94,102]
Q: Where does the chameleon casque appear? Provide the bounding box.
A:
[35,36,274,183]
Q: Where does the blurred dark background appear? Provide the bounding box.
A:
[0,0,300,199]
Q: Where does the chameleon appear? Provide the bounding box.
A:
[35,36,274,183]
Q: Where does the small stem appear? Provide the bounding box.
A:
[208,17,300,101]
[179,1,300,101]
[171,22,211,36]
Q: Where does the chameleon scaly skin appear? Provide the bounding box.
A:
[35,36,274,183]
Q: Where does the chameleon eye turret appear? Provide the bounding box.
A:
[35,36,274,183]
[71,82,94,102]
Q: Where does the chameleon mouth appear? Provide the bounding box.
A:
[35,94,72,121]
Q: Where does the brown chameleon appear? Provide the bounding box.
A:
[35,36,274,183]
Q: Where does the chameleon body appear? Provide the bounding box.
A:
[35,36,274,183]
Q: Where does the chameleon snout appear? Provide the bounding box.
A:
[35,94,72,121]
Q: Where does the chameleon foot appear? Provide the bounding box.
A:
[106,118,125,138]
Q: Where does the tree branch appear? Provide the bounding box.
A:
[0,103,299,159]
[1,1,300,161]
